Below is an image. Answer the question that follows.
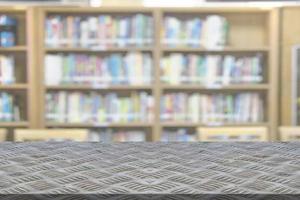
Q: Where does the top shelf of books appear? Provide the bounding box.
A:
[43,7,271,50]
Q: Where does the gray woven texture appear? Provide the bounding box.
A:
[0,142,299,194]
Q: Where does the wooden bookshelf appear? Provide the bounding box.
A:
[35,6,279,142]
[35,7,156,142]
[158,7,279,141]
[0,6,37,139]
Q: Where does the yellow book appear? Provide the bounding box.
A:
[131,92,140,121]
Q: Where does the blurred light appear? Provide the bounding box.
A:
[90,0,102,7]
[143,0,204,7]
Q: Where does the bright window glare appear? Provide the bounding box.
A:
[143,0,204,7]
[90,0,102,7]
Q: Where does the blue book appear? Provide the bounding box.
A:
[191,19,202,47]
[1,32,15,47]
[109,54,122,84]
[2,93,11,121]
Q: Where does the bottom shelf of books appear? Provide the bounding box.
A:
[0,91,27,123]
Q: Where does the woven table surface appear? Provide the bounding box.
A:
[0,142,299,194]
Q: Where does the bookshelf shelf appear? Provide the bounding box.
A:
[0,46,27,52]
[45,47,154,53]
[0,84,28,90]
[0,121,29,127]
[46,85,153,91]
[161,84,269,91]
[46,122,153,128]
[161,47,270,52]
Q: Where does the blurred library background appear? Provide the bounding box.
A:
[0,0,299,142]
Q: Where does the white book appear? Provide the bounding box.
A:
[126,53,135,84]
[45,55,62,86]
[203,15,226,50]
[140,92,147,121]
[242,94,251,122]
[102,59,111,84]
[68,92,81,123]
[143,54,152,84]
[2,56,14,84]
[222,56,234,85]
[89,17,98,33]
[170,54,182,85]
[190,93,200,122]
[206,55,220,85]
[80,20,89,47]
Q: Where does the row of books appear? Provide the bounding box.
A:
[161,53,263,85]
[161,128,197,142]
[89,129,146,142]
[162,15,229,49]
[45,52,152,86]
[45,91,154,123]
[0,55,14,84]
[0,15,17,47]
[45,14,153,48]
[160,92,264,124]
[0,92,20,122]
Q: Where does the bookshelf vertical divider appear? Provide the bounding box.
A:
[269,8,280,140]
[27,7,40,129]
